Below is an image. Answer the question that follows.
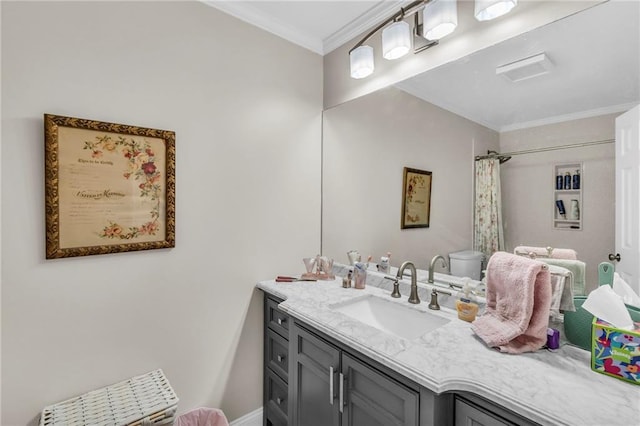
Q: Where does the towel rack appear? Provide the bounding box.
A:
[514,247,555,259]
[511,252,551,270]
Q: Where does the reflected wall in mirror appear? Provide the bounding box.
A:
[322,1,639,291]
[322,86,498,271]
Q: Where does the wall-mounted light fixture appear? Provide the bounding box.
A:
[382,20,412,60]
[349,0,518,79]
[475,0,518,21]
[423,0,458,41]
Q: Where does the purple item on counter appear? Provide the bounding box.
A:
[547,328,560,350]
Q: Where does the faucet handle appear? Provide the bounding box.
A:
[384,276,401,298]
[428,288,451,310]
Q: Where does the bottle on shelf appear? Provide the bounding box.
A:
[572,169,580,189]
[570,200,580,220]
[564,172,572,190]
[556,174,563,190]
[556,200,566,219]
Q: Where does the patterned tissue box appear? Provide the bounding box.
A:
[591,318,640,385]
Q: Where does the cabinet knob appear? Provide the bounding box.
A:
[276,397,283,405]
[608,253,621,262]
[277,354,285,363]
[277,317,286,325]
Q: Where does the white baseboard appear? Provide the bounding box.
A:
[229,407,263,426]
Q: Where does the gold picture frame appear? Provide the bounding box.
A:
[401,167,432,229]
[44,114,176,259]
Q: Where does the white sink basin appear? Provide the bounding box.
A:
[331,295,450,340]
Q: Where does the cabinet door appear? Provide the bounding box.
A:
[290,323,341,426]
[454,398,514,426]
[342,353,419,426]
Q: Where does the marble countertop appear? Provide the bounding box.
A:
[257,269,639,426]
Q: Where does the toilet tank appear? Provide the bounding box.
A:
[449,250,484,280]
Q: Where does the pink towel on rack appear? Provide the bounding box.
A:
[175,407,230,426]
[471,252,552,354]
[514,246,577,260]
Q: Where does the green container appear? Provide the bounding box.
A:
[563,297,592,350]
[564,296,640,350]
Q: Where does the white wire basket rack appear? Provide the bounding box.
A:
[39,369,179,426]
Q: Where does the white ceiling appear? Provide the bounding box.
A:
[395,0,640,131]
[204,0,403,55]
[205,0,640,131]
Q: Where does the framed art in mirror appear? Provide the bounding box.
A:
[44,114,176,259]
[401,167,432,229]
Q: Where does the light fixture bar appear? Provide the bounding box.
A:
[413,12,439,54]
[348,0,432,54]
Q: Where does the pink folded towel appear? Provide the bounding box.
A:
[514,245,577,260]
[472,252,552,354]
[175,407,230,426]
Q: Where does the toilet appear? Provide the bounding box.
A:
[449,250,484,280]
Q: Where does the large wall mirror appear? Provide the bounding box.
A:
[322,1,639,290]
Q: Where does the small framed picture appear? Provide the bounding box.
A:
[401,167,432,229]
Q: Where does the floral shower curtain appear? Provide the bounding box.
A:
[474,158,505,258]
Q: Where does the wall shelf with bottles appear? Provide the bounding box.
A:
[553,163,582,230]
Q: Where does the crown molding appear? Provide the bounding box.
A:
[500,102,639,132]
[322,0,407,54]
[203,1,410,56]
[202,0,324,54]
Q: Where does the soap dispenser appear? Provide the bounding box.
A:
[456,279,479,322]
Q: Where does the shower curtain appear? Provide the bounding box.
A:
[474,158,505,258]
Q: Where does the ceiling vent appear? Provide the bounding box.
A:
[496,53,553,82]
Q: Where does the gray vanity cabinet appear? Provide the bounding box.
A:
[263,292,536,426]
[264,296,291,426]
[453,394,538,426]
[289,321,419,426]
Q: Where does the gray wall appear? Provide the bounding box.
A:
[1,2,322,424]
[500,114,617,292]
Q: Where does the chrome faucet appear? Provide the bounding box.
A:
[428,255,449,283]
[396,261,420,304]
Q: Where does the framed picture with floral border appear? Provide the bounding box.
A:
[401,167,432,229]
[44,114,175,259]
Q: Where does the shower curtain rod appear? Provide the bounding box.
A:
[474,138,615,163]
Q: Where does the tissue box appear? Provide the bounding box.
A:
[591,318,640,385]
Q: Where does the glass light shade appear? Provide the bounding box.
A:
[382,21,411,60]
[474,0,517,21]
[350,45,374,79]
[423,0,458,40]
